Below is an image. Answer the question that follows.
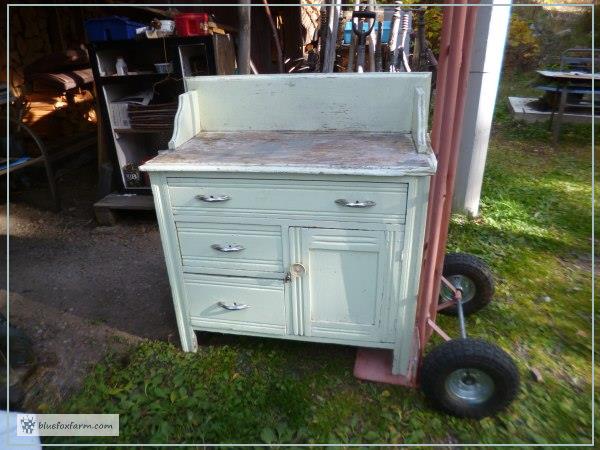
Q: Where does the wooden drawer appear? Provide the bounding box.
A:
[167,178,408,223]
[184,274,286,335]
[176,222,283,274]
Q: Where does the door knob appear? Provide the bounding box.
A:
[290,263,306,277]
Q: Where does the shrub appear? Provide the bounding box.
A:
[505,15,540,71]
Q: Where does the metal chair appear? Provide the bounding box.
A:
[1,95,60,211]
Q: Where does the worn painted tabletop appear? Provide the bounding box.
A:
[536,70,600,81]
[142,131,436,176]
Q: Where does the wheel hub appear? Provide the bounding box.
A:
[445,368,494,405]
[440,274,477,304]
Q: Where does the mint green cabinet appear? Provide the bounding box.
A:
[142,73,435,377]
[147,172,430,376]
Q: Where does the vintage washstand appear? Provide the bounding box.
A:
[141,71,519,418]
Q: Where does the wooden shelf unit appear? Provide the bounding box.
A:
[89,34,236,224]
[90,36,217,195]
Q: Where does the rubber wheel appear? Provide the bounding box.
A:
[421,338,520,419]
[439,253,494,316]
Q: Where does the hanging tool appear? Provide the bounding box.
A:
[318,4,329,72]
[351,10,376,73]
[375,20,383,72]
[367,0,377,72]
[347,0,361,72]
[398,9,412,72]
[413,6,434,72]
[388,1,402,72]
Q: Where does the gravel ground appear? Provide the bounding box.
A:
[1,163,179,409]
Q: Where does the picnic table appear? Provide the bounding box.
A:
[535,69,599,142]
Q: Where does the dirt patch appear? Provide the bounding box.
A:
[1,164,181,410]
[1,291,142,410]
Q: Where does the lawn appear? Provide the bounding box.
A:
[46,99,596,446]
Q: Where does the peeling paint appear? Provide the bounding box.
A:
[143,130,436,176]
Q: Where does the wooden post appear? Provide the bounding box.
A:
[238,0,251,74]
[318,4,329,72]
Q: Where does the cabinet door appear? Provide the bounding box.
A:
[290,227,391,343]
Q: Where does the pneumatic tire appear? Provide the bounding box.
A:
[420,338,520,419]
[439,253,494,316]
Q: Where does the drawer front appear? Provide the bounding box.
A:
[168,178,408,223]
[176,222,283,273]
[185,274,286,335]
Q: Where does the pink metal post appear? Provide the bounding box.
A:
[429,5,454,150]
[417,0,474,351]
[418,3,454,304]
[429,4,479,322]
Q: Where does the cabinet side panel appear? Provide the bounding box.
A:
[393,176,430,375]
[381,229,405,342]
[168,91,202,149]
[149,172,197,351]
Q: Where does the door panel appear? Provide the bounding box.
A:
[308,243,379,326]
[292,228,390,343]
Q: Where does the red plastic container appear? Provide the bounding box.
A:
[175,13,209,37]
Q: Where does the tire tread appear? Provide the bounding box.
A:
[440,253,494,316]
[421,338,519,418]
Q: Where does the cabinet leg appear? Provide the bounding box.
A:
[180,327,198,352]
[392,339,415,377]
[392,349,402,375]
[189,328,198,352]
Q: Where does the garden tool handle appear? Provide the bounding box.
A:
[356,42,366,73]
[351,10,376,38]
[352,10,376,22]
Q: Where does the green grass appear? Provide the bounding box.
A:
[46,110,596,446]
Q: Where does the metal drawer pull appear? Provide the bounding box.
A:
[211,244,245,252]
[196,194,231,202]
[217,301,250,311]
[335,199,376,208]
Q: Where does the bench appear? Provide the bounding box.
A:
[560,48,598,73]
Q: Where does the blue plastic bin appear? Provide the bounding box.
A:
[343,20,391,45]
[85,16,146,42]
